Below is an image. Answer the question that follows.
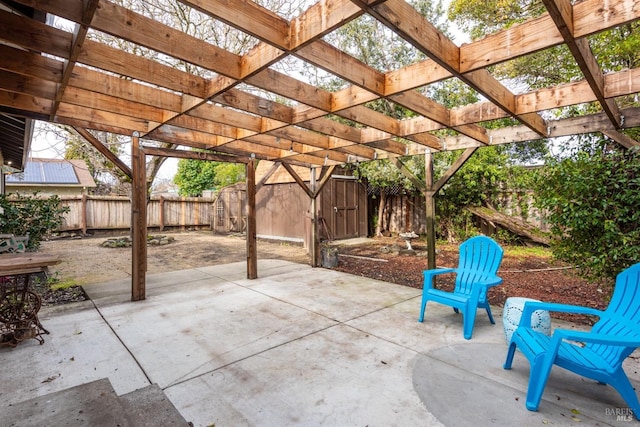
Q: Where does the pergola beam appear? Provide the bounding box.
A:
[141,146,251,164]
[73,127,132,179]
[601,130,640,149]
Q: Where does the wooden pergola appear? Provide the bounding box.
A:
[1,0,639,300]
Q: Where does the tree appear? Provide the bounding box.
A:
[174,159,217,197]
[173,159,246,196]
[448,0,546,41]
[212,163,246,187]
[533,140,640,284]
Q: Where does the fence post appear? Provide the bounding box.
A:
[159,196,165,231]
[180,197,186,230]
[194,198,200,228]
[81,194,88,235]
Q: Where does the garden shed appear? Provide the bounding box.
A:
[255,161,367,245]
[210,182,246,235]
[212,162,367,246]
[0,0,638,300]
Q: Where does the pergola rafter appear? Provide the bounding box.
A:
[1,0,638,169]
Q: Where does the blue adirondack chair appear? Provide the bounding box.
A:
[504,262,640,419]
[418,235,504,340]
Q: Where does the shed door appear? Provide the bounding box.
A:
[331,178,359,239]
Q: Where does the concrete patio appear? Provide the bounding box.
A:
[1,260,638,426]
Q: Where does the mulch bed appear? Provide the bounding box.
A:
[333,240,609,325]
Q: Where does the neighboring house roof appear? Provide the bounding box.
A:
[5,158,96,188]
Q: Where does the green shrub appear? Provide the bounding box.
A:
[534,144,640,283]
[0,193,69,251]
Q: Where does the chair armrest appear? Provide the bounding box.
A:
[477,276,503,287]
[423,268,456,290]
[552,329,640,348]
[519,301,603,328]
[532,329,640,364]
[470,276,503,301]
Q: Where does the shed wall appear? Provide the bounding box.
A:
[255,183,308,242]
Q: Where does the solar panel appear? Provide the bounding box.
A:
[6,161,79,184]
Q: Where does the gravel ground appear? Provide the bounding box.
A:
[35,230,310,306]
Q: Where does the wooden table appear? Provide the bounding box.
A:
[0,253,60,276]
[0,253,60,347]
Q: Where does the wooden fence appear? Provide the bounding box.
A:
[58,195,214,233]
[52,190,546,237]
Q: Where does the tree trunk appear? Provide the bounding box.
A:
[467,205,551,245]
[375,192,387,237]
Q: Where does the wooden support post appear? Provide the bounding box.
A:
[246,158,257,279]
[423,148,477,272]
[131,132,147,301]
[425,152,437,271]
[310,167,319,267]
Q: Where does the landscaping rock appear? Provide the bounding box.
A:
[101,235,175,248]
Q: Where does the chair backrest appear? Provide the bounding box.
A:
[454,235,504,297]
[590,263,640,367]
